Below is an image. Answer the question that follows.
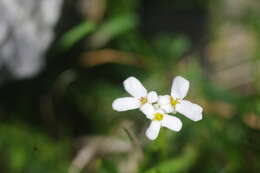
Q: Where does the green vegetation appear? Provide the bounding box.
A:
[1,0,260,172]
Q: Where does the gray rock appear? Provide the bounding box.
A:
[0,0,63,80]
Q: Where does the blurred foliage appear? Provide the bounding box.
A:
[59,21,96,50]
[0,0,260,172]
[0,124,70,173]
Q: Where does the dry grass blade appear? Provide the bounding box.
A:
[79,49,144,67]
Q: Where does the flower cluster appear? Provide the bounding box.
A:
[112,76,203,140]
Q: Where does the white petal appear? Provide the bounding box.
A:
[162,115,182,131]
[147,91,158,103]
[171,76,190,100]
[123,77,147,98]
[153,103,160,110]
[160,104,174,113]
[140,103,155,119]
[112,97,140,111]
[158,95,171,105]
[158,95,173,113]
[145,121,161,140]
[156,109,165,114]
[175,100,203,121]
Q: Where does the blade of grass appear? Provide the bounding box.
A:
[59,21,96,50]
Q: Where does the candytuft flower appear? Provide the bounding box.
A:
[112,77,158,112]
[112,75,203,141]
[158,76,203,121]
[141,104,182,140]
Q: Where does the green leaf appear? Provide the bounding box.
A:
[144,146,197,173]
[59,21,96,50]
[91,14,138,47]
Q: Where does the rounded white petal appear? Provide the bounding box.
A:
[145,121,161,140]
[123,76,147,98]
[175,100,203,121]
[153,103,160,110]
[156,109,165,114]
[112,97,140,111]
[147,91,158,103]
[171,76,190,100]
[140,103,155,119]
[158,95,171,105]
[162,115,182,131]
[160,104,174,113]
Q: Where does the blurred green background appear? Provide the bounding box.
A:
[1,0,260,172]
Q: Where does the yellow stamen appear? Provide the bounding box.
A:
[170,96,180,108]
[140,97,147,105]
[153,113,164,121]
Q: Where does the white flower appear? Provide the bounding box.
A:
[141,104,182,140]
[112,77,158,111]
[158,76,203,121]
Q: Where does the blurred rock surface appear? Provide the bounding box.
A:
[207,0,260,92]
[0,0,63,81]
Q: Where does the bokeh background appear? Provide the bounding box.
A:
[0,0,260,172]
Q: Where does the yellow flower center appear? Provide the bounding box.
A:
[140,97,147,105]
[153,113,164,121]
[170,96,180,108]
